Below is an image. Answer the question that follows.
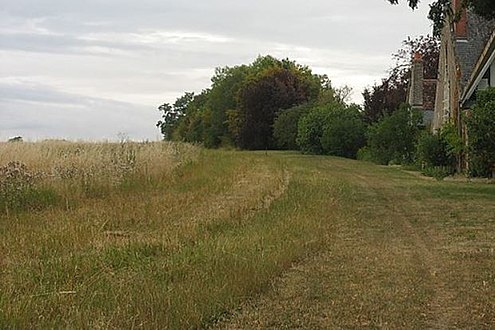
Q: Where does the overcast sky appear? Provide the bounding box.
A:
[0,0,434,141]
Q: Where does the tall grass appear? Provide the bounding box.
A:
[0,141,200,212]
[1,142,343,328]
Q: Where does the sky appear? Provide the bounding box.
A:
[0,0,434,141]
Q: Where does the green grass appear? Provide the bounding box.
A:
[1,145,495,328]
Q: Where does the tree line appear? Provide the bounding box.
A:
[158,37,495,177]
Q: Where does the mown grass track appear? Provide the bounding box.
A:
[1,146,495,328]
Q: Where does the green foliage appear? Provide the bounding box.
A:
[415,131,454,168]
[440,123,464,158]
[237,66,320,150]
[356,146,374,162]
[320,105,366,159]
[156,92,195,140]
[366,104,423,165]
[273,104,311,150]
[421,166,455,180]
[297,103,366,158]
[158,55,324,150]
[415,131,455,179]
[297,106,328,154]
[465,88,495,177]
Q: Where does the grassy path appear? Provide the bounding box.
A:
[216,155,495,329]
[1,148,495,328]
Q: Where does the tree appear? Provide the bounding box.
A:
[157,55,325,149]
[320,104,367,159]
[362,35,439,124]
[465,88,495,177]
[237,66,320,150]
[156,92,194,140]
[389,0,495,36]
[8,136,23,143]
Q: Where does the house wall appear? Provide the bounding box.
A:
[491,61,495,87]
[433,23,461,132]
[433,8,495,132]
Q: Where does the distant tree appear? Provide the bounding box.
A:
[158,55,325,149]
[237,66,320,150]
[366,104,423,165]
[8,136,23,143]
[389,0,495,36]
[297,105,328,155]
[156,92,194,140]
[320,104,367,159]
[363,78,407,124]
[362,35,439,124]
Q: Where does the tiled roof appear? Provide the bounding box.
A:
[456,12,495,93]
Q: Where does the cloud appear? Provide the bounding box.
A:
[0,0,435,140]
[0,80,160,141]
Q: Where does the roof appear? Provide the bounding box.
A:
[455,12,495,93]
[461,30,495,106]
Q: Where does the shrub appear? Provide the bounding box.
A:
[366,104,422,165]
[297,106,328,154]
[297,103,366,158]
[465,88,495,177]
[415,131,454,168]
[273,104,311,150]
[421,166,455,181]
[320,105,366,159]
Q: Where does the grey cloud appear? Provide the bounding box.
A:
[0,82,160,141]
[0,0,435,140]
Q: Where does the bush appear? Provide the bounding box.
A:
[465,88,495,177]
[356,146,374,162]
[297,103,366,158]
[320,105,366,159]
[366,104,422,165]
[421,166,455,180]
[273,104,311,150]
[415,131,454,168]
[297,106,328,154]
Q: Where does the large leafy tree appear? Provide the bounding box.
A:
[158,55,323,149]
[237,66,320,150]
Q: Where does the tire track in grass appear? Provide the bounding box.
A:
[214,158,465,329]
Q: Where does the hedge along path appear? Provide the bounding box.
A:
[215,157,495,329]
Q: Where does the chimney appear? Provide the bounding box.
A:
[453,0,468,39]
[409,51,424,109]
